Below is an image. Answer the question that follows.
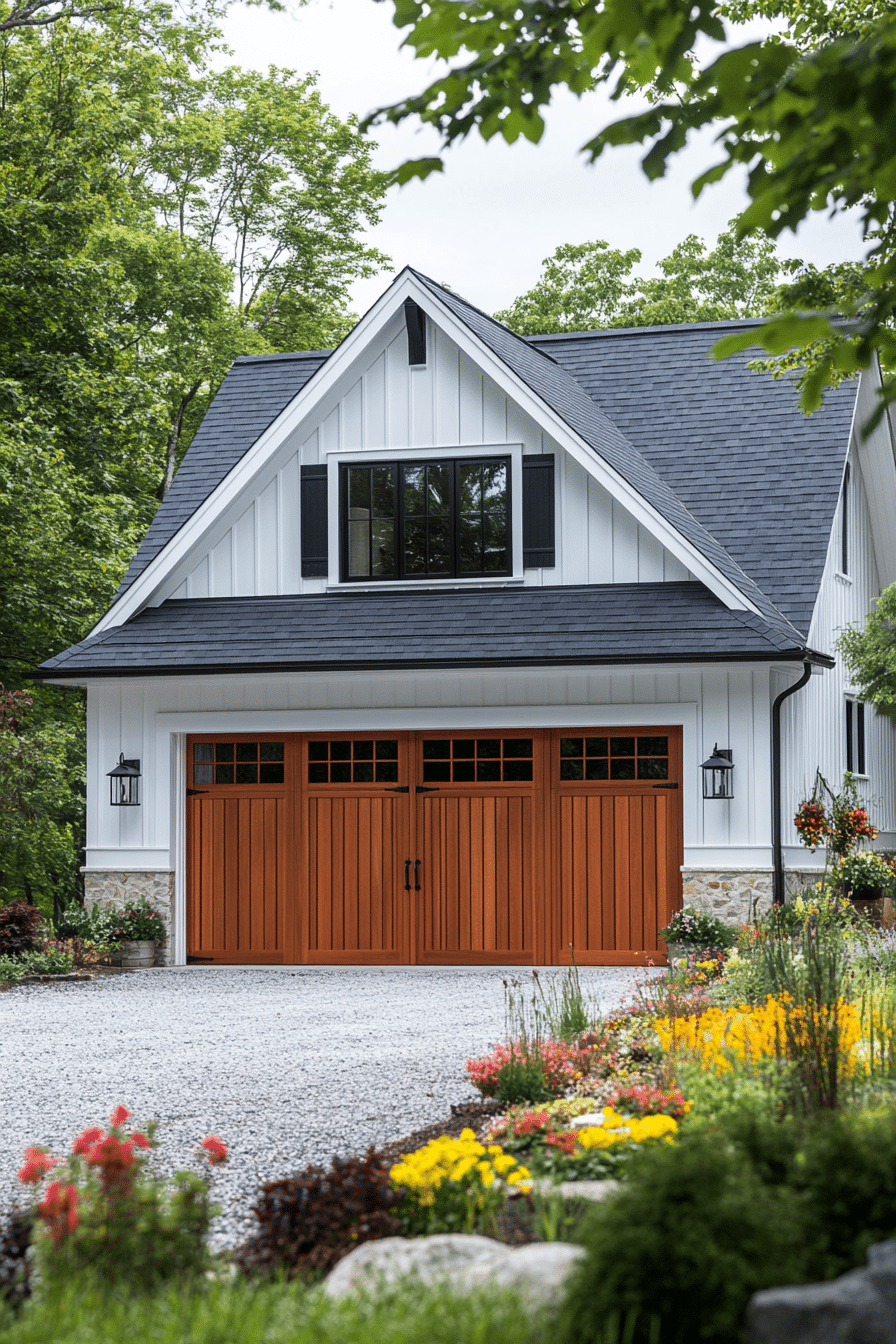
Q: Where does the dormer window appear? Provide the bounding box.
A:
[341,456,511,582]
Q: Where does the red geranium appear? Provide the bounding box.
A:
[17,1146,58,1185]
[87,1134,138,1191]
[73,1126,105,1156]
[110,1105,133,1128]
[38,1180,79,1243]
[200,1135,229,1165]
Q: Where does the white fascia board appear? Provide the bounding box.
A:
[93,269,760,634]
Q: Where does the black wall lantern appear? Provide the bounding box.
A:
[701,745,734,799]
[108,754,141,806]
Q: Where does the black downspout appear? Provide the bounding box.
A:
[771,660,813,906]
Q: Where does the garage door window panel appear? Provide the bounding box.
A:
[308,739,400,784]
[558,735,669,784]
[422,738,533,783]
[193,741,285,786]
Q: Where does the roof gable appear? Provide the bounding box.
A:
[529,322,856,634]
[115,351,328,600]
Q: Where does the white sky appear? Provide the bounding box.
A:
[221,0,867,320]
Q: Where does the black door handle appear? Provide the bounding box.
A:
[404,859,412,892]
[414,859,421,892]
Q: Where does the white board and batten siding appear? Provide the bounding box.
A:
[87,662,773,878]
[779,407,896,863]
[161,315,693,602]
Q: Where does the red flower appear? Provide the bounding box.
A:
[201,1135,229,1165]
[38,1180,79,1244]
[87,1134,137,1191]
[132,1131,152,1149]
[109,1105,132,1128]
[17,1146,58,1185]
[545,1130,577,1155]
[73,1126,105,1156]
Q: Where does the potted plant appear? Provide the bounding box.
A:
[658,905,734,967]
[834,851,896,903]
[107,901,167,969]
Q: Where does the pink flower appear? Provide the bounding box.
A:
[17,1146,58,1185]
[201,1135,229,1165]
[109,1105,132,1128]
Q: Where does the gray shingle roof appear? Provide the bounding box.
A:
[411,272,809,636]
[36,583,831,679]
[115,351,328,599]
[528,322,855,635]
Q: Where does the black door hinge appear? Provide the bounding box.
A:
[416,785,439,793]
[186,788,208,796]
[387,785,410,793]
[652,782,679,789]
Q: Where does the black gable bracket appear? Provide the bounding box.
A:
[404,299,427,366]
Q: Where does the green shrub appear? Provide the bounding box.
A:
[658,906,734,949]
[17,948,74,976]
[558,1132,805,1344]
[793,1111,896,1280]
[55,901,121,946]
[0,956,25,986]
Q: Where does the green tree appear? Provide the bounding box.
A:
[496,224,786,334]
[838,585,896,715]
[0,7,388,906]
[495,241,641,335]
[147,62,389,485]
[368,0,896,415]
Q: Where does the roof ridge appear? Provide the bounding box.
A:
[527,317,773,341]
[232,351,332,365]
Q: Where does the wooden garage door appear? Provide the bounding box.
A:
[186,738,291,963]
[302,736,409,964]
[186,727,681,965]
[415,735,541,964]
[551,730,682,964]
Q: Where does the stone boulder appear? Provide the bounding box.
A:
[747,1240,896,1344]
[324,1232,585,1311]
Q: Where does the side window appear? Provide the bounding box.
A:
[845,698,866,775]
[841,463,850,576]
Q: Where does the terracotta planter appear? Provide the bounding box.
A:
[118,939,156,969]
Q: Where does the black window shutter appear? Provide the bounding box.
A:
[522,454,555,568]
[301,465,328,577]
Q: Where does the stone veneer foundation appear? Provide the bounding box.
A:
[82,870,175,967]
[680,868,774,925]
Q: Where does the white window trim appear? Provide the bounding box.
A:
[325,442,524,587]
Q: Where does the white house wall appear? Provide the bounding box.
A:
[161,317,692,601]
[780,441,896,867]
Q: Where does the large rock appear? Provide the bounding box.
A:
[324,1232,585,1310]
[747,1241,896,1344]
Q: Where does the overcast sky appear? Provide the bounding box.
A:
[222,0,866,320]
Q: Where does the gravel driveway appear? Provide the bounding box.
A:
[0,964,657,1249]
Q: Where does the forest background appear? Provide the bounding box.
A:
[0,0,879,918]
